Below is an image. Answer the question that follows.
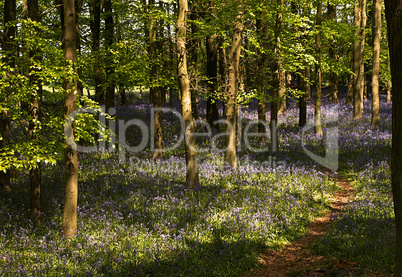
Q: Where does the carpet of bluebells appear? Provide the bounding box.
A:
[0,90,393,276]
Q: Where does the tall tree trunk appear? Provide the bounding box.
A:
[328,4,339,104]
[206,33,219,130]
[346,63,354,105]
[224,5,243,168]
[148,0,163,160]
[104,0,115,112]
[315,0,323,136]
[384,1,402,275]
[371,0,381,128]
[298,74,307,127]
[387,49,392,103]
[256,16,268,142]
[27,0,42,221]
[177,0,199,188]
[219,39,228,119]
[62,0,79,238]
[92,0,103,105]
[272,0,283,153]
[305,65,311,99]
[353,0,366,120]
[189,1,199,120]
[0,0,16,190]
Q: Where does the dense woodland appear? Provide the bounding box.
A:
[1,0,402,275]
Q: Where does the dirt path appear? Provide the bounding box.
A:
[249,177,358,276]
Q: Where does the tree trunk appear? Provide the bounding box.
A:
[0,0,16,190]
[104,0,115,112]
[27,0,42,221]
[315,0,323,136]
[384,1,402,275]
[224,5,243,168]
[148,0,163,160]
[91,0,103,105]
[387,49,392,103]
[328,4,339,104]
[271,0,283,153]
[177,0,199,188]
[353,0,366,120]
[298,74,307,127]
[256,16,268,142]
[62,0,79,238]
[206,33,219,131]
[371,0,381,129]
[219,39,228,121]
[189,1,199,120]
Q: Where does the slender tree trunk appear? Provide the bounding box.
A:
[27,0,42,221]
[328,4,339,104]
[385,1,402,275]
[206,33,219,130]
[148,0,163,160]
[298,74,307,127]
[91,0,103,105]
[353,0,366,120]
[0,0,16,190]
[219,39,228,118]
[189,1,199,120]
[225,5,243,168]
[315,0,323,136]
[271,0,283,153]
[305,65,311,99]
[387,49,392,103]
[177,0,199,188]
[371,0,381,128]
[256,16,268,142]
[62,0,79,238]
[104,0,115,112]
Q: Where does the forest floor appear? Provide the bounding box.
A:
[249,174,359,276]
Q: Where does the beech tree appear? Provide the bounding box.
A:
[177,0,199,188]
[384,1,402,275]
[314,0,323,136]
[371,0,381,129]
[62,0,79,238]
[224,2,244,168]
[352,0,367,120]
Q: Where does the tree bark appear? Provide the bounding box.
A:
[371,0,381,129]
[62,0,79,238]
[104,0,115,112]
[206,33,219,131]
[315,0,323,136]
[224,4,243,168]
[177,0,199,188]
[353,0,366,120]
[256,16,268,142]
[298,74,307,127]
[385,1,402,275]
[91,0,103,105]
[271,0,284,153]
[189,1,199,120]
[0,0,16,190]
[328,4,339,104]
[27,0,42,221]
[148,0,163,160]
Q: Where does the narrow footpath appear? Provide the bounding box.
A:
[249,176,358,276]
